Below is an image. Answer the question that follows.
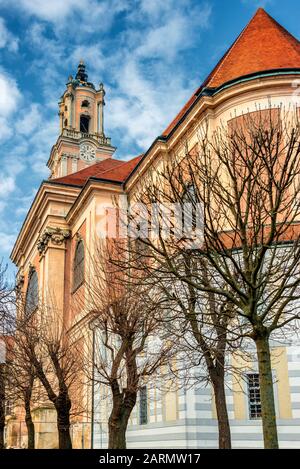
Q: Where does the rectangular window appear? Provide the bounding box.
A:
[139,386,148,425]
[247,373,262,419]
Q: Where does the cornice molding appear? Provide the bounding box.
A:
[11,182,79,264]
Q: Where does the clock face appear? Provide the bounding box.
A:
[80,144,96,162]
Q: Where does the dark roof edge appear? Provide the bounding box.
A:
[44,179,83,189]
[87,177,123,186]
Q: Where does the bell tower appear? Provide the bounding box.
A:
[47,61,116,179]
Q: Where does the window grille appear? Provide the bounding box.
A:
[247,373,262,419]
[139,386,148,425]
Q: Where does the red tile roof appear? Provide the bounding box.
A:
[162,8,300,136]
[52,155,143,187]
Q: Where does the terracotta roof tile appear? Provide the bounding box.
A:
[52,155,143,187]
[162,8,300,137]
[206,8,300,88]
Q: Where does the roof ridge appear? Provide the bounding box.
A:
[51,155,143,186]
[92,157,139,177]
[261,9,300,55]
[204,10,252,88]
[52,157,125,182]
[206,8,300,88]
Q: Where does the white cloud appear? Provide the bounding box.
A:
[0,175,15,197]
[0,0,129,35]
[26,117,59,175]
[0,116,12,140]
[16,103,42,136]
[5,0,85,22]
[0,231,18,253]
[0,70,21,117]
[70,45,106,76]
[0,17,19,52]
[136,16,190,61]
[0,70,21,143]
[0,201,6,213]
[241,0,273,8]
[14,188,38,216]
[136,6,211,61]
[108,60,196,148]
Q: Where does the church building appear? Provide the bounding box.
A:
[8,8,300,448]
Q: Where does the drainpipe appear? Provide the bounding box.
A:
[89,324,95,449]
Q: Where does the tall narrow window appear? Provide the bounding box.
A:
[25,269,38,316]
[80,115,90,133]
[247,373,262,419]
[139,386,148,425]
[182,183,198,231]
[180,183,204,248]
[73,240,85,291]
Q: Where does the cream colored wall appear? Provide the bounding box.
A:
[231,346,292,420]
[271,347,292,419]
[65,187,124,429]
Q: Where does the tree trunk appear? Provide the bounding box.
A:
[0,420,4,450]
[108,391,136,449]
[56,395,72,449]
[210,372,231,449]
[24,400,35,449]
[0,364,6,449]
[108,416,127,449]
[255,335,279,449]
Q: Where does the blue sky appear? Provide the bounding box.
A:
[0,0,300,278]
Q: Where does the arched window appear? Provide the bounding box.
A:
[64,118,68,127]
[80,115,90,133]
[73,240,85,291]
[81,100,89,108]
[25,269,38,316]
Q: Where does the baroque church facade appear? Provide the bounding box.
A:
[7,8,300,448]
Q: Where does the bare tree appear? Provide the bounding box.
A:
[15,302,83,449]
[0,359,6,450]
[152,259,241,449]
[78,241,174,449]
[0,261,13,449]
[117,215,249,448]
[6,342,38,449]
[128,107,300,449]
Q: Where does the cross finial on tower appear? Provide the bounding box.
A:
[75,60,88,83]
